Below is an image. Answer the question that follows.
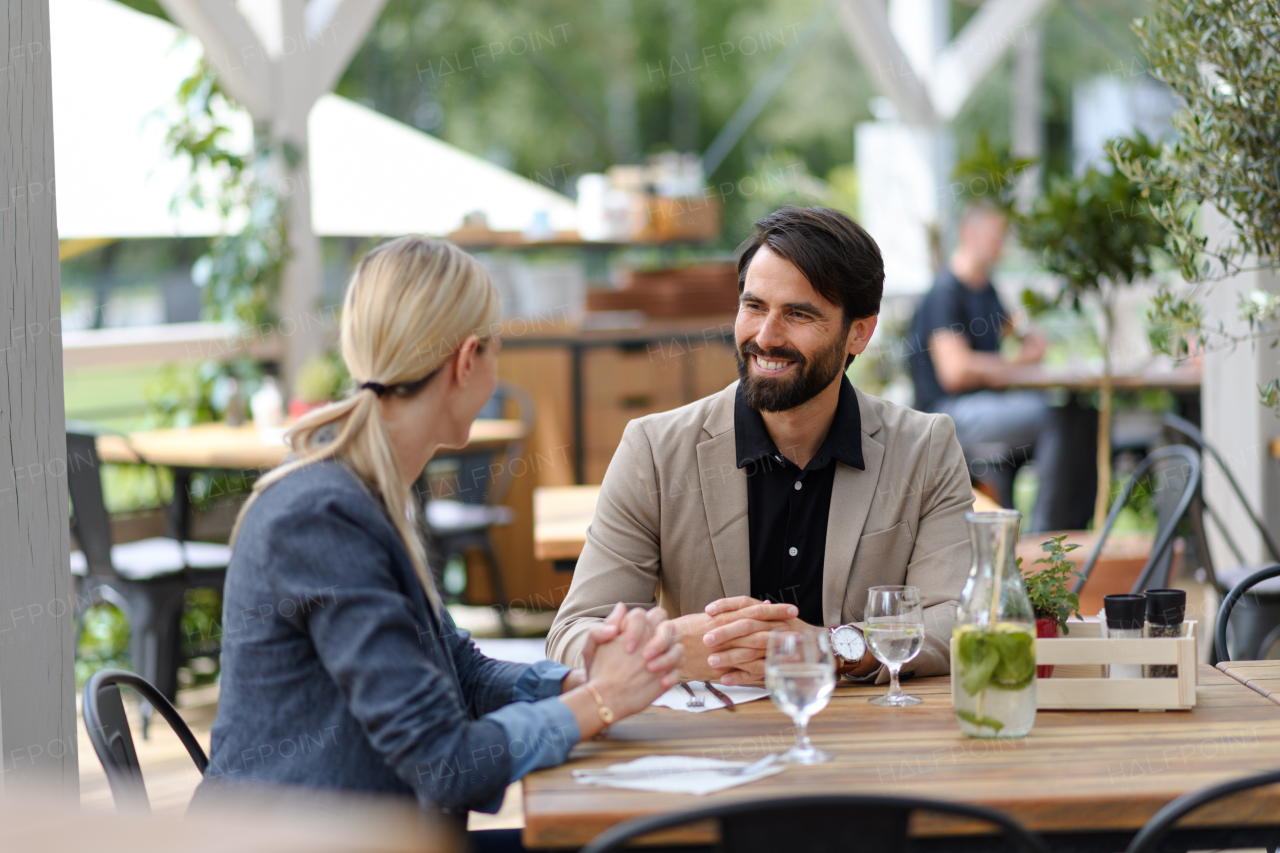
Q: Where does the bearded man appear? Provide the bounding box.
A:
[547,207,973,683]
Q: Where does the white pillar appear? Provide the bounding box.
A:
[1202,254,1280,568]
[272,0,324,386]
[1011,21,1043,209]
[0,0,78,794]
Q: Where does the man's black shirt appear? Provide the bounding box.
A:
[734,376,865,626]
[906,268,1009,412]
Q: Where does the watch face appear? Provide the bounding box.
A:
[831,625,865,660]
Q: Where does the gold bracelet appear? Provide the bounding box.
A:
[583,683,615,724]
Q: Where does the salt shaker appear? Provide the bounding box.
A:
[1104,594,1145,679]
[1144,588,1186,678]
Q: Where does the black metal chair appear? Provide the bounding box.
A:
[82,668,209,812]
[578,793,1047,853]
[960,440,1023,509]
[1126,767,1280,853]
[67,426,230,705]
[1072,445,1202,597]
[1164,413,1280,659]
[417,380,536,635]
[1215,564,1280,662]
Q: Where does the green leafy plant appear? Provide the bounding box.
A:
[1015,133,1170,527]
[1112,0,1280,412]
[951,132,1037,215]
[1112,0,1280,284]
[1021,535,1085,633]
[166,56,288,329]
[294,351,350,402]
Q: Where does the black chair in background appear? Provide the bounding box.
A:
[67,426,230,706]
[960,440,1023,509]
[417,381,536,636]
[1072,445,1202,598]
[82,668,209,812]
[1216,564,1280,662]
[1126,767,1280,853]
[1164,413,1280,659]
[579,793,1046,853]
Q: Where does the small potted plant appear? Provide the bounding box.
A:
[1020,535,1084,678]
[289,351,349,420]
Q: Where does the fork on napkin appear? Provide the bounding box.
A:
[572,754,783,795]
[652,682,769,713]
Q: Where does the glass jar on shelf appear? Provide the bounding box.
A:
[953,510,1037,738]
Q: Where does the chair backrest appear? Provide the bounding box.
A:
[1214,563,1280,662]
[1164,413,1280,565]
[82,668,209,812]
[66,430,118,580]
[418,380,536,507]
[1126,767,1280,853]
[579,794,1046,853]
[1071,445,1202,596]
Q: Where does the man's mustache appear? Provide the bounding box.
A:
[739,341,806,365]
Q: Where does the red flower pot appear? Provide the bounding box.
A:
[288,398,329,420]
[1035,617,1058,678]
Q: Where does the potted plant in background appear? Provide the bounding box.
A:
[289,350,349,419]
[1015,135,1170,530]
[1021,535,1085,678]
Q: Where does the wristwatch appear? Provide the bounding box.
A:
[829,624,867,671]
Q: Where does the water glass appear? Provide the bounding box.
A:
[864,585,925,707]
[765,628,836,765]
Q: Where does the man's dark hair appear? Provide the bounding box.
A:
[735,206,885,326]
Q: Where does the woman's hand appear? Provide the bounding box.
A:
[562,602,628,692]
[561,606,684,739]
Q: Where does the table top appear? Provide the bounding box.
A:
[95,419,528,471]
[997,363,1201,392]
[1217,660,1280,706]
[522,665,1280,848]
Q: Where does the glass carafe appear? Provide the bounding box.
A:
[952,510,1037,738]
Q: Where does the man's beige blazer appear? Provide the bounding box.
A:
[546,382,974,678]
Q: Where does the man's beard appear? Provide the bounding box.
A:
[735,332,848,413]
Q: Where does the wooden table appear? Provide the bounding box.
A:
[96,419,528,541]
[96,419,528,470]
[531,486,1002,570]
[533,485,602,571]
[1217,660,1280,706]
[523,665,1280,850]
[998,363,1201,393]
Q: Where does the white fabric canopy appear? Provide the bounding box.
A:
[50,0,576,240]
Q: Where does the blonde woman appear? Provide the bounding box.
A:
[195,237,683,824]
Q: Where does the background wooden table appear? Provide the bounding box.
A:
[997,363,1202,392]
[524,665,1280,849]
[96,419,528,470]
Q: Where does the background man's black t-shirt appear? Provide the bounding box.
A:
[907,269,1008,411]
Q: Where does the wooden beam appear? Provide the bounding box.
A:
[0,0,78,793]
[832,0,938,125]
[156,0,273,119]
[929,0,1052,121]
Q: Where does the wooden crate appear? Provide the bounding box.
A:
[949,619,1198,712]
[1036,619,1198,710]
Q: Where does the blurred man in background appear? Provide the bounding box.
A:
[906,202,1096,532]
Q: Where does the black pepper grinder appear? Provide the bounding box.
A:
[1144,588,1186,678]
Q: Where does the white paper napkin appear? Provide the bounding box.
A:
[571,755,784,795]
[651,682,769,713]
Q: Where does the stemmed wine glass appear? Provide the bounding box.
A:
[765,627,836,765]
[864,585,925,707]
